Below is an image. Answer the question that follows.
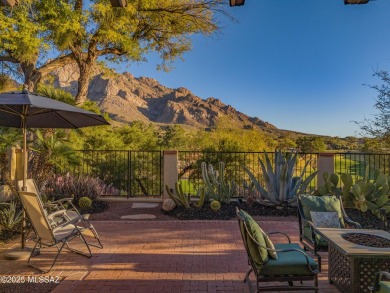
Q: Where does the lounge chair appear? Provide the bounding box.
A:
[370,271,390,293]
[236,207,319,292]
[18,179,103,248]
[297,194,361,271]
[18,191,93,273]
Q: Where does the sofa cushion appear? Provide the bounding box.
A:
[239,210,269,265]
[256,243,318,276]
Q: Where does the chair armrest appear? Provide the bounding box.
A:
[44,203,61,210]
[266,231,291,243]
[344,216,362,229]
[378,271,390,281]
[51,198,74,204]
[47,210,67,219]
[54,214,88,229]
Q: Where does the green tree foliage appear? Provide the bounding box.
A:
[296,136,327,153]
[161,125,188,149]
[192,116,271,152]
[0,74,18,92]
[1,0,228,105]
[29,129,79,168]
[276,136,297,151]
[361,138,386,153]
[118,122,160,150]
[0,1,74,90]
[356,70,390,149]
[0,128,20,152]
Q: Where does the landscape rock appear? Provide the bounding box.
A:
[162,199,176,212]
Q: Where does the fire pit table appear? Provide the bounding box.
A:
[314,228,390,293]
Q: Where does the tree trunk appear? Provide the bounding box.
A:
[75,62,92,105]
[21,62,37,92]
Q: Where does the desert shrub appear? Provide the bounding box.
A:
[42,173,119,203]
[78,197,92,210]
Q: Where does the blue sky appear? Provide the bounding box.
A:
[112,0,390,138]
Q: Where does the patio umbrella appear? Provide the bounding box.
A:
[0,90,109,250]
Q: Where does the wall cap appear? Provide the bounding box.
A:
[318,153,334,157]
[163,150,178,155]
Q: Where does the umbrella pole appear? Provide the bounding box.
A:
[21,120,27,249]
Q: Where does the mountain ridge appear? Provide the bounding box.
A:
[50,64,279,131]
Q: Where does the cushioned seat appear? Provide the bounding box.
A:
[298,194,361,271]
[258,243,318,276]
[379,281,390,293]
[236,207,319,292]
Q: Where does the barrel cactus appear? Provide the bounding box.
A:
[210,200,221,212]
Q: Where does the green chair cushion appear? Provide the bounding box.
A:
[300,195,345,227]
[255,243,318,276]
[303,225,328,247]
[239,210,269,265]
[379,281,390,293]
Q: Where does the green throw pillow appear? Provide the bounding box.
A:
[262,232,278,260]
[239,210,269,264]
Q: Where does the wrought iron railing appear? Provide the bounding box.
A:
[54,150,390,198]
[177,151,318,196]
[334,152,390,181]
[56,150,163,198]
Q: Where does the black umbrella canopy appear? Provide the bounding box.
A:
[0,90,109,251]
[0,91,109,128]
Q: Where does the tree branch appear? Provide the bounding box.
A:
[37,54,76,77]
[96,48,125,57]
[0,55,18,63]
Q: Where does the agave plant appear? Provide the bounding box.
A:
[0,201,22,231]
[243,151,317,207]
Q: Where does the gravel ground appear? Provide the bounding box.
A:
[90,201,390,230]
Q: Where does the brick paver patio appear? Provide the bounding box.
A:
[0,220,340,292]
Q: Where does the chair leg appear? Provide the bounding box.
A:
[28,241,66,273]
[243,268,255,293]
[78,222,103,249]
[244,267,253,283]
[65,234,92,258]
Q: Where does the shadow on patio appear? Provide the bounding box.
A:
[0,220,339,292]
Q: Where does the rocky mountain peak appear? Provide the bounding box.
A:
[49,64,276,130]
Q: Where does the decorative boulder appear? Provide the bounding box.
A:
[162,199,176,212]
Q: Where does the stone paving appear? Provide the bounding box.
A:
[0,220,340,292]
